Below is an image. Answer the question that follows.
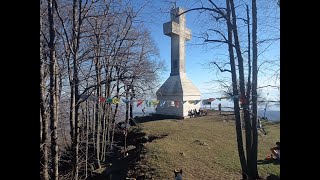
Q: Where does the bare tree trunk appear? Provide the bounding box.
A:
[93,28,105,164]
[106,81,112,153]
[85,99,89,179]
[40,67,50,180]
[112,68,121,124]
[72,51,80,180]
[48,0,59,179]
[130,85,135,120]
[94,58,102,168]
[80,105,85,141]
[66,40,74,144]
[245,5,252,104]
[110,122,116,152]
[226,0,248,178]
[125,85,129,124]
[103,80,110,158]
[70,79,75,143]
[58,67,63,100]
[95,95,102,169]
[40,0,43,146]
[101,105,106,162]
[40,29,50,180]
[101,88,106,162]
[124,85,130,156]
[229,0,253,178]
[40,3,50,178]
[92,99,96,151]
[129,100,133,120]
[251,0,259,178]
[110,69,121,150]
[106,104,112,153]
[101,84,109,161]
[72,74,80,180]
[71,0,82,178]
[40,110,42,145]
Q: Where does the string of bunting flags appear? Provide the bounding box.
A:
[79,94,252,108]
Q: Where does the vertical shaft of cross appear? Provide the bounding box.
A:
[171,8,185,76]
[163,7,191,76]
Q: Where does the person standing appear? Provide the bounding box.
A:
[218,103,222,114]
[142,107,145,116]
[257,118,267,135]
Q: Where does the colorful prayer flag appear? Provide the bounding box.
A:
[208,98,215,102]
[137,99,143,107]
[122,98,130,103]
[99,97,106,103]
[151,100,159,105]
[112,98,120,104]
[160,100,166,107]
[240,96,247,104]
[194,100,201,104]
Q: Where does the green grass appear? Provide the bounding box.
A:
[136,111,280,180]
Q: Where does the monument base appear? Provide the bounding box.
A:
[156,74,201,118]
[156,101,201,118]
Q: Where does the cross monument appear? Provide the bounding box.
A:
[156,7,201,118]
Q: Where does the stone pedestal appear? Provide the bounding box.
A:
[156,73,201,117]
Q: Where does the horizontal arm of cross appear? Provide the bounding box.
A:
[163,21,191,40]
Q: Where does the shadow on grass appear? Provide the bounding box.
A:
[87,127,167,180]
[257,159,280,165]
[220,113,235,116]
[266,174,280,180]
[133,114,184,123]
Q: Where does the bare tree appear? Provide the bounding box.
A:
[40,1,49,179]
[47,0,59,179]
[225,0,248,177]
[251,0,259,177]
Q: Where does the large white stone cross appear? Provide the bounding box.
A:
[163,7,191,76]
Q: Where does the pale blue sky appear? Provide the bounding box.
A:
[131,0,280,110]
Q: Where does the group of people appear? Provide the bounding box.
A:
[188,108,208,118]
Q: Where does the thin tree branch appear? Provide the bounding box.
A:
[208,0,227,17]
[213,62,232,73]
[54,0,73,55]
[209,29,228,41]
[176,7,226,20]
[204,39,235,47]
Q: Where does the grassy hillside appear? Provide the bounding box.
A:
[133,111,280,180]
